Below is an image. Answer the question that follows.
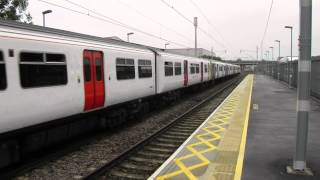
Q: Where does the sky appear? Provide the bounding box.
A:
[27,0,319,60]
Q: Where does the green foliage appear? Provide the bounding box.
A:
[0,0,32,23]
[199,55,222,61]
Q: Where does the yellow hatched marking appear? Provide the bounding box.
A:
[156,75,253,180]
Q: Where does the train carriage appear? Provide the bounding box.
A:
[0,20,240,169]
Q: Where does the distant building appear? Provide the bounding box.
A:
[164,48,215,57]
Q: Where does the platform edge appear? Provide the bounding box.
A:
[234,75,254,180]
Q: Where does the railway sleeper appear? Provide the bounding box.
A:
[108,168,149,180]
[136,151,170,160]
[177,122,201,127]
[172,125,198,131]
[166,128,194,134]
[146,143,177,151]
[144,146,175,153]
[165,131,191,137]
[139,148,173,157]
[149,141,179,149]
[128,156,163,166]
[159,134,187,140]
[156,137,184,144]
[120,161,155,172]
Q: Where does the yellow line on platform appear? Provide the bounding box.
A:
[234,75,254,180]
[152,75,254,180]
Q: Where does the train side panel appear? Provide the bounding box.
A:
[156,53,185,94]
[0,37,84,134]
[105,49,155,106]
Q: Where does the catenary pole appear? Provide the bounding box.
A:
[287,0,313,175]
[290,27,293,87]
[295,0,312,171]
[194,17,198,57]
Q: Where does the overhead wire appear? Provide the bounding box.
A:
[159,0,239,60]
[188,0,221,38]
[188,0,237,55]
[159,0,193,24]
[159,0,226,49]
[37,0,190,48]
[260,0,274,60]
[115,0,194,44]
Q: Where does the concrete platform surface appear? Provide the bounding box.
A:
[150,75,254,180]
[243,74,320,180]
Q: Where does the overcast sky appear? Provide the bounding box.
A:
[28,0,319,60]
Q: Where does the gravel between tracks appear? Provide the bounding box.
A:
[15,79,234,180]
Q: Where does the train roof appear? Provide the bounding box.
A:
[0,20,154,52]
[0,20,238,67]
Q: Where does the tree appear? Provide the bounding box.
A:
[0,0,32,23]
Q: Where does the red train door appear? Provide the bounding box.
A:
[200,62,203,82]
[184,60,188,86]
[83,50,105,111]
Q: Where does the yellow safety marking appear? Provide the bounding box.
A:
[155,75,254,180]
[234,75,254,180]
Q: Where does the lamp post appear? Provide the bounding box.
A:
[270,46,274,61]
[165,42,170,49]
[275,40,281,80]
[285,26,293,88]
[127,32,134,42]
[42,10,52,27]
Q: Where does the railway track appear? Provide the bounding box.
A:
[84,75,244,180]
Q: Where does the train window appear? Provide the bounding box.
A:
[116,58,135,80]
[20,52,67,88]
[204,64,208,73]
[20,52,43,62]
[190,64,196,74]
[138,59,152,78]
[46,53,66,63]
[0,51,7,90]
[195,64,200,74]
[84,58,91,81]
[174,62,181,75]
[165,61,173,76]
[95,59,102,81]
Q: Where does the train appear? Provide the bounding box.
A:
[0,20,240,169]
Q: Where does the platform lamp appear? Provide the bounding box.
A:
[275,40,281,80]
[165,43,170,49]
[42,10,52,27]
[127,32,134,42]
[285,26,293,88]
[269,46,274,61]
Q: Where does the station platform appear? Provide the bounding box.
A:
[243,75,320,180]
[150,74,320,180]
[150,75,254,180]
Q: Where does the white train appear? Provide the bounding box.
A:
[0,20,240,168]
